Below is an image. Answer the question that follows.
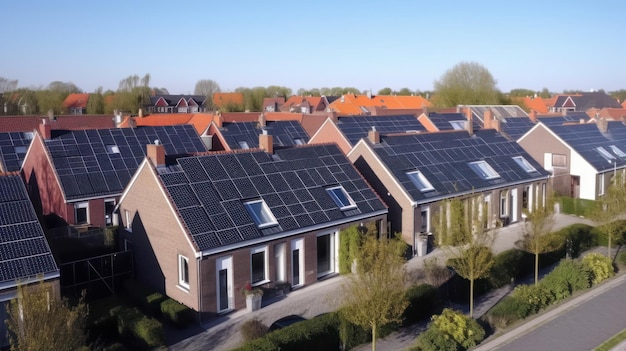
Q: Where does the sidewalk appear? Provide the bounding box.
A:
[167,213,593,351]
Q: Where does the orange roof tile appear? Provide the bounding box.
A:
[328,94,431,115]
[213,93,244,108]
[521,96,548,114]
[622,101,626,109]
[62,93,90,109]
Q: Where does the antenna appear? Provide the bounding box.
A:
[154,139,161,145]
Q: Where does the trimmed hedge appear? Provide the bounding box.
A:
[160,298,195,327]
[558,196,595,217]
[402,284,441,326]
[488,249,528,288]
[591,220,626,247]
[554,223,595,258]
[123,279,163,316]
[110,305,165,349]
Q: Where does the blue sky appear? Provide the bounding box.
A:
[2,1,625,95]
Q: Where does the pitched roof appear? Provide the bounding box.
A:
[157,144,387,252]
[217,121,309,150]
[148,95,206,107]
[500,118,536,140]
[0,115,116,133]
[281,96,326,112]
[328,94,432,115]
[213,93,244,108]
[520,96,548,114]
[0,131,33,172]
[0,174,58,284]
[537,121,626,171]
[537,113,590,126]
[423,112,481,132]
[553,92,621,110]
[335,115,427,145]
[465,105,528,126]
[62,93,90,109]
[46,125,206,201]
[368,129,548,203]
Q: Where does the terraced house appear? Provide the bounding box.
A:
[116,140,387,320]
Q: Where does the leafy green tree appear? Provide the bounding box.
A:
[509,88,536,97]
[437,195,494,317]
[377,87,393,95]
[6,281,88,351]
[590,172,626,260]
[194,78,220,110]
[397,87,413,96]
[113,73,152,113]
[266,85,292,99]
[539,87,551,98]
[36,81,81,115]
[341,234,408,351]
[432,61,502,107]
[86,87,105,114]
[516,194,559,285]
[609,89,626,102]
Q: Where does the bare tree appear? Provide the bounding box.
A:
[194,79,221,97]
[0,77,18,93]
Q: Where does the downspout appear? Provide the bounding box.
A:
[197,256,202,323]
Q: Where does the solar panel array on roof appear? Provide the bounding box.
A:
[336,115,427,145]
[219,121,310,150]
[0,131,33,171]
[372,129,549,203]
[46,125,206,200]
[500,118,536,140]
[543,121,626,171]
[537,114,590,126]
[159,144,386,251]
[426,113,482,132]
[0,175,58,283]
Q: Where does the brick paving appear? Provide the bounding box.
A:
[167,214,594,351]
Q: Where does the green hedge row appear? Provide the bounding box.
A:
[110,305,165,349]
[558,196,596,217]
[123,279,195,327]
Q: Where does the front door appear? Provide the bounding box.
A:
[216,256,233,313]
[317,232,337,278]
[291,239,304,288]
[571,176,580,198]
[511,188,518,223]
[274,243,286,282]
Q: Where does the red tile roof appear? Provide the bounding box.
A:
[213,93,244,108]
[328,94,431,114]
[0,115,115,133]
[62,93,90,109]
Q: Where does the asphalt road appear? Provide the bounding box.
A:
[491,277,626,351]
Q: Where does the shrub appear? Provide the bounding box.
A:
[484,296,525,329]
[542,259,591,301]
[591,220,626,247]
[582,253,615,284]
[403,284,441,325]
[489,249,525,288]
[618,251,626,268]
[337,312,370,350]
[554,223,594,258]
[240,319,268,342]
[123,279,161,316]
[511,284,551,313]
[160,298,195,327]
[422,258,453,287]
[430,308,485,350]
[132,316,165,349]
[412,327,459,351]
[558,196,595,217]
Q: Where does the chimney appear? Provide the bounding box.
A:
[367,90,372,99]
[138,108,143,118]
[466,112,474,135]
[465,106,472,120]
[258,112,266,127]
[147,140,165,167]
[529,109,537,122]
[493,119,502,132]
[368,126,380,144]
[128,117,137,128]
[483,109,493,129]
[259,129,273,154]
[47,109,55,121]
[214,112,223,128]
[39,118,51,140]
[597,117,608,133]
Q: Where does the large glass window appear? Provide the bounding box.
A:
[74,202,89,224]
[178,255,189,289]
[244,200,277,228]
[407,170,435,192]
[326,186,356,210]
[251,246,268,284]
[468,161,500,180]
[513,156,537,173]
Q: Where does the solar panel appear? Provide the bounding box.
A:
[179,207,213,235]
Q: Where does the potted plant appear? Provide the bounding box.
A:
[241,282,263,312]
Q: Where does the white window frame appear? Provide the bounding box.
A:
[74,202,89,224]
[22,132,34,140]
[293,138,305,145]
[552,153,567,168]
[244,200,278,228]
[449,120,466,130]
[124,209,132,231]
[238,141,250,149]
[105,144,120,154]
[500,190,508,217]
[326,186,357,210]
[610,145,626,158]
[178,255,190,290]
[250,246,269,286]
[406,170,435,192]
[513,156,537,173]
[469,161,500,180]
[599,174,606,196]
[597,146,615,161]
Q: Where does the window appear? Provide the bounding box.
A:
[238,141,250,149]
[124,210,132,230]
[599,174,606,196]
[293,138,305,145]
[105,144,120,154]
[14,146,27,154]
[450,121,466,130]
[178,255,190,289]
[513,156,537,173]
[596,146,615,161]
[552,154,567,167]
[74,202,89,224]
[610,145,626,158]
[244,200,278,228]
[251,246,268,284]
[22,132,34,140]
[326,186,356,210]
[468,161,500,179]
[407,170,435,192]
[500,190,508,217]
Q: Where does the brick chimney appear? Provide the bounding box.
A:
[597,117,608,133]
[259,130,273,153]
[529,109,537,122]
[466,112,473,135]
[147,140,165,167]
[214,112,223,128]
[483,109,493,129]
[368,126,380,144]
[39,118,51,140]
[258,112,266,127]
[465,106,472,120]
[493,119,502,132]
[138,108,143,118]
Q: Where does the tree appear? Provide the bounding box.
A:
[516,194,560,285]
[436,195,494,317]
[86,87,105,114]
[266,85,292,99]
[377,87,393,95]
[538,87,551,98]
[509,88,537,97]
[340,233,408,351]
[194,79,221,97]
[6,280,88,351]
[397,88,413,96]
[0,77,18,94]
[114,73,152,113]
[609,89,626,102]
[591,172,626,260]
[432,61,502,107]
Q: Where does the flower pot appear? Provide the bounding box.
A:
[246,294,262,312]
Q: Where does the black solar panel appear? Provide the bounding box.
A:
[219,121,310,150]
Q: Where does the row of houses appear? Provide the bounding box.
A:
[1,101,626,327]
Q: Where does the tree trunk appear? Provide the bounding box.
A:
[608,231,612,261]
[534,252,539,286]
[372,323,377,351]
[469,278,474,318]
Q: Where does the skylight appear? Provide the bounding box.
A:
[293,138,305,145]
[244,200,278,228]
[512,156,537,173]
[14,146,27,154]
[238,141,250,149]
[610,145,626,158]
[326,186,356,210]
[596,146,615,160]
[468,161,500,180]
[450,121,466,130]
[105,145,120,154]
[406,170,435,192]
